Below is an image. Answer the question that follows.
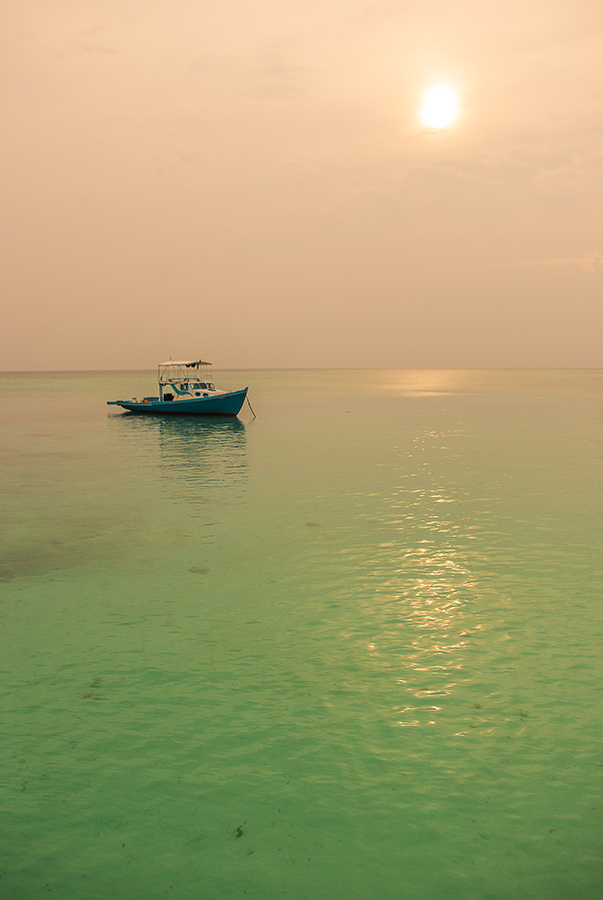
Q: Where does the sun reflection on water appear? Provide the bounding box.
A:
[341,425,488,733]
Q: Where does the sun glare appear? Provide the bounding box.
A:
[420,84,459,129]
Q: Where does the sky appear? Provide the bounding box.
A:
[2,0,602,370]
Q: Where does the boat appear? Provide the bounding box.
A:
[107,359,249,416]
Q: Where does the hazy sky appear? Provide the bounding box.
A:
[2,0,602,370]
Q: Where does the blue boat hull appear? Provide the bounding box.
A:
[108,388,248,416]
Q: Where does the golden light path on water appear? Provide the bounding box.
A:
[350,451,481,732]
[276,370,488,740]
[319,369,576,743]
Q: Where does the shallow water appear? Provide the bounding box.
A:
[1,369,602,899]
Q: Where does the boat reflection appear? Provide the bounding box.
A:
[158,416,247,502]
[109,413,248,507]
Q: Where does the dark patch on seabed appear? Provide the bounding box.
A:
[0,514,142,580]
[0,539,71,581]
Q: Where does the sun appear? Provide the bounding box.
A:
[420,84,459,129]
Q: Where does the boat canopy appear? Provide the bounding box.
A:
[158,359,214,387]
[159,359,212,368]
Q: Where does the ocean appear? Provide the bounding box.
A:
[1,368,602,899]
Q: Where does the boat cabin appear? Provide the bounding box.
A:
[158,359,217,402]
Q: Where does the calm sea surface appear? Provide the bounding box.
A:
[1,369,602,900]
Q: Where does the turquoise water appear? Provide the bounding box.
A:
[1,369,602,899]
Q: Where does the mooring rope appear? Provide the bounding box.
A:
[246,395,257,418]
